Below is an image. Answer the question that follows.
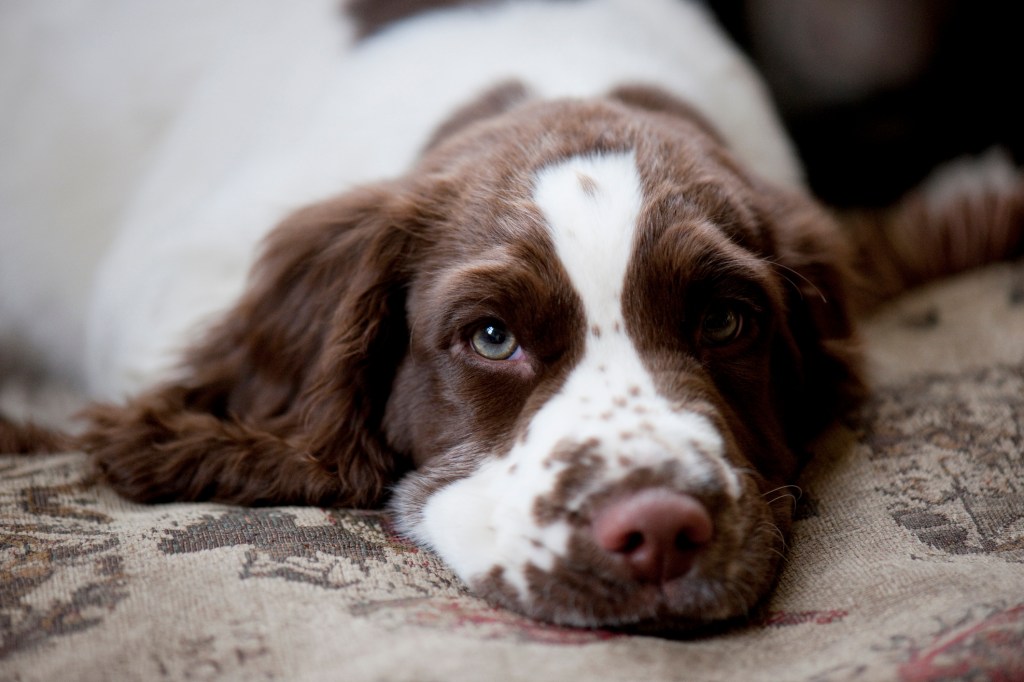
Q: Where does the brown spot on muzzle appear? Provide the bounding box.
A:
[474,564,523,611]
[576,172,600,197]
[532,439,606,525]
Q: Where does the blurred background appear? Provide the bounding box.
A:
[706,0,1024,207]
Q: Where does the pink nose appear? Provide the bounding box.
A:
[592,489,714,584]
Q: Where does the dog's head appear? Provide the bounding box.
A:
[89,87,862,630]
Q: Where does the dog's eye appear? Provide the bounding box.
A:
[700,304,744,346]
[470,322,521,361]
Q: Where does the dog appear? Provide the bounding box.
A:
[3,0,1022,632]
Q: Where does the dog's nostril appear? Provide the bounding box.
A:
[592,489,714,584]
[675,530,699,552]
[621,531,644,553]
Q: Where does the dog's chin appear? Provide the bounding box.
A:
[471,565,782,633]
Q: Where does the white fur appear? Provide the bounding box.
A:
[533,153,642,326]
[412,153,734,601]
[75,0,800,398]
[0,0,346,388]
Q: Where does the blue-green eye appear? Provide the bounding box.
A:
[701,304,744,346]
[470,322,520,360]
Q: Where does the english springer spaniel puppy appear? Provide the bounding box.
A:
[6,0,1023,632]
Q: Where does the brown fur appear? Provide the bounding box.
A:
[345,0,583,41]
[81,184,429,506]
[0,415,71,453]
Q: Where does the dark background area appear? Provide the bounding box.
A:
[706,0,1023,208]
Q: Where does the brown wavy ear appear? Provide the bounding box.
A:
[0,414,72,453]
[760,186,865,457]
[81,182,424,507]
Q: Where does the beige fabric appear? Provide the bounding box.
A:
[3,264,1023,682]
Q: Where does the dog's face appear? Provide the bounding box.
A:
[374,96,860,628]
[86,91,861,631]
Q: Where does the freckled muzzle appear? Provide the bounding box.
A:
[465,448,781,630]
[430,329,786,628]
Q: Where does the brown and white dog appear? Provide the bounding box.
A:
[3,0,1022,631]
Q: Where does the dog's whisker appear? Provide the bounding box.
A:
[761,483,803,499]
[764,494,800,510]
[767,258,828,303]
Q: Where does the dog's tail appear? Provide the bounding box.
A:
[840,148,1024,314]
[0,413,74,453]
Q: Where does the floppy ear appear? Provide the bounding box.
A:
[81,183,423,507]
[759,186,865,453]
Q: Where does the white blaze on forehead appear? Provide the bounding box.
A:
[532,152,643,325]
